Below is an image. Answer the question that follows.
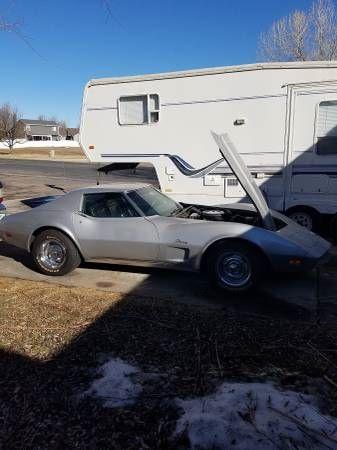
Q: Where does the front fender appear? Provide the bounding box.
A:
[194,226,307,271]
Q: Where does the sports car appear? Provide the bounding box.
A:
[0,133,331,292]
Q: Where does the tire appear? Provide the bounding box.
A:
[31,229,81,276]
[329,214,337,242]
[206,241,266,293]
[287,207,320,232]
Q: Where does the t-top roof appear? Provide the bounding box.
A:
[71,183,151,194]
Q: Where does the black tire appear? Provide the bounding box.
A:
[287,207,320,232]
[31,229,81,276]
[329,214,337,242]
[206,241,267,293]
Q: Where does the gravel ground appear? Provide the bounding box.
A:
[1,276,337,449]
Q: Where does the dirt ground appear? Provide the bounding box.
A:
[1,276,337,448]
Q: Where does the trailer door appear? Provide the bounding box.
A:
[284,82,337,214]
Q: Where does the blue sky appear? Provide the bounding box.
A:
[0,0,314,126]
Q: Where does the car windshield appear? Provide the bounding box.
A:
[127,186,182,217]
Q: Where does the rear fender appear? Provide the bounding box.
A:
[28,223,81,255]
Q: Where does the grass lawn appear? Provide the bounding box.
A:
[1,276,337,448]
[0,147,85,160]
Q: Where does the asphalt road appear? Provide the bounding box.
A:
[0,158,156,184]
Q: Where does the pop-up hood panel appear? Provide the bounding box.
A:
[211,132,276,231]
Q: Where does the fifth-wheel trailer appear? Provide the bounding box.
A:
[80,61,337,234]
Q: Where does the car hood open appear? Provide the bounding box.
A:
[211,132,276,231]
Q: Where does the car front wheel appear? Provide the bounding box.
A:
[207,241,266,293]
[31,229,81,276]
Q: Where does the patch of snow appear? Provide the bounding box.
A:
[83,358,141,408]
[175,382,337,449]
[0,139,80,149]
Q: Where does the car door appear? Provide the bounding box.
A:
[73,192,159,261]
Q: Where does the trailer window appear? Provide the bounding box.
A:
[118,94,159,125]
[316,101,337,155]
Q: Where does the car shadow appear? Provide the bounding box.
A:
[0,242,36,270]
[1,245,337,447]
[0,240,316,322]
[1,256,337,447]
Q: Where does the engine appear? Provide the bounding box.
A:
[176,205,261,226]
[200,210,225,221]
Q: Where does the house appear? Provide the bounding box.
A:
[19,119,62,141]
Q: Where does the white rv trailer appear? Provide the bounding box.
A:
[80,61,337,233]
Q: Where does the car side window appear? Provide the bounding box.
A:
[82,193,140,218]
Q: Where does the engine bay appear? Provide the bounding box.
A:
[175,204,262,226]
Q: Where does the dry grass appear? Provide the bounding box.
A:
[0,147,85,159]
[1,276,337,448]
[0,277,121,359]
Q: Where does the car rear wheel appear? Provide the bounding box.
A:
[32,229,81,276]
[207,241,266,293]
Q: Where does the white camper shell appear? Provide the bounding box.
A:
[80,61,337,233]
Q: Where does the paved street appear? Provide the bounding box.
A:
[0,158,156,189]
[0,158,157,212]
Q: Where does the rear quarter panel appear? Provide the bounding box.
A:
[1,209,79,253]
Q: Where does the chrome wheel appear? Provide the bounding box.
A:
[37,238,67,270]
[217,252,251,288]
[289,212,313,230]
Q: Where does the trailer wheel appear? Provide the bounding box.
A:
[329,214,337,242]
[287,207,320,232]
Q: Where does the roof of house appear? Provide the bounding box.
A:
[20,119,59,126]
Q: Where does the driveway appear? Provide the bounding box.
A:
[1,240,337,322]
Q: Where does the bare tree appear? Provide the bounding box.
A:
[37,114,64,125]
[37,114,55,122]
[0,103,21,152]
[0,17,18,32]
[259,0,337,61]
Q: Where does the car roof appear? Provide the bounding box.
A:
[70,183,152,195]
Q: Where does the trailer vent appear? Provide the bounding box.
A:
[224,177,246,198]
[227,178,239,186]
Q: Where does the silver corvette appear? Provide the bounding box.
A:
[0,133,331,292]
